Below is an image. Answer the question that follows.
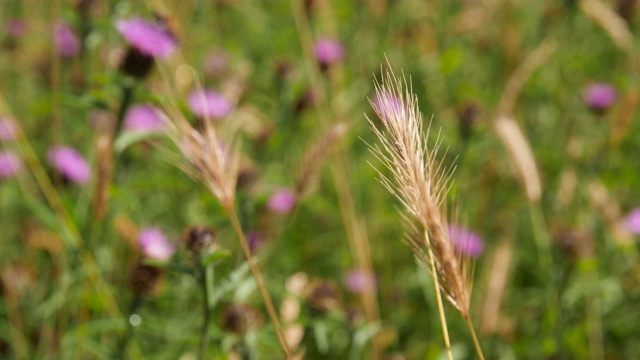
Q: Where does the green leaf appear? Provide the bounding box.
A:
[114,131,165,154]
[201,248,231,267]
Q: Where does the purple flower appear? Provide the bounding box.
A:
[583,83,617,111]
[139,227,175,261]
[116,18,176,58]
[6,19,28,38]
[0,118,17,142]
[0,152,22,178]
[54,22,80,58]
[47,146,91,184]
[247,231,266,252]
[123,105,165,132]
[343,269,377,295]
[188,90,232,120]
[267,189,296,214]
[203,49,229,78]
[624,209,640,235]
[314,38,345,67]
[448,225,484,258]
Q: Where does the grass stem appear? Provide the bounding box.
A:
[464,315,485,360]
[425,230,453,360]
[227,210,292,359]
[198,264,213,360]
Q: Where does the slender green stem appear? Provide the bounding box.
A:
[198,263,214,360]
[227,210,293,359]
[115,82,134,134]
[464,315,485,360]
[528,203,561,348]
[425,231,453,360]
[114,295,143,360]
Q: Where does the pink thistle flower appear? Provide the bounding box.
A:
[0,152,22,178]
[188,90,232,120]
[139,227,175,261]
[6,19,28,38]
[314,38,345,67]
[203,49,229,78]
[0,118,17,142]
[54,22,80,58]
[123,105,165,132]
[247,231,266,252]
[583,83,617,112]
[267,189,296,214]
[448,225,484,258]
[624,209,640,235]
[343,269,377,295]
[116,18,176,59]
[47,146,91,184]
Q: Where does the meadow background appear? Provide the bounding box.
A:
[1,0,640,359]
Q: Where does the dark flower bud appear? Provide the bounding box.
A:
[553,229,595,260]
[304,279,340,314]
[221,303,264,334]
[128,264,163,296]
[182,225,217,256]
[617,0,638,24]
[456,101,482,140]
[119,47,155,79]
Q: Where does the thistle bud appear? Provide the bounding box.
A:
[182,225,217,256]
[304,279,340,314]
[553,229,595,260]
[128,264,163,296]
[221,303,264,334]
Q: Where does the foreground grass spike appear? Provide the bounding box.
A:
[366,67,483,359]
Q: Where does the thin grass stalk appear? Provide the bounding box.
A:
[464,315,485,360]
[228,210,293,359]
[198,264,213,360]
[425,230,453,360]
[584,265,604,360]
[289,2,383,357]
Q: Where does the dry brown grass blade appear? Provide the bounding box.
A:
[295,122,348,199]
[494,116,542,204]
[588,181,633,248]
[580,0,634,51]
[480,238,513,336]
[496,39,557,116]
[610,88,640,146]
[92,110,115,221]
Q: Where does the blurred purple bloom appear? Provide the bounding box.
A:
[116,18,176,58]
[583,83,617,111]
[247,231,266,252]
[448,225,484,258]
[314,38,345,66]
[47,146,91,184]
[54,22,80,58]
[188,90,232,120]
[624,209,640,235]
[203,50,229,78]
[0,118,17,142]
[267,189,296,214]
[139,227,175,261]
[344,269,377,295]
[123,105,165,132]
[0,152,22,178]
[6,19,28,38]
